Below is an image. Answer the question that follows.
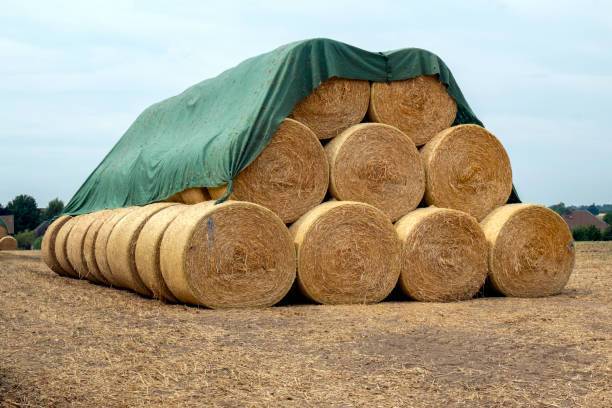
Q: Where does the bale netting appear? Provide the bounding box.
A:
[66,212,108,280]
[83,210,118,285]
[94,207,135,287]
[395,207,488,302]
[421,124,513,221]
[290,77,370,140]
[289,201,401,305]
[208,118,329,223]
[106,202,177,296]
[160,201,296,308]
[368,75,457,146]
[325,123,425,222]
[480,204,575,298]
[0,236,17,250]
[54,216,79,278]
[135,204,188,302]
[41,215,72,275]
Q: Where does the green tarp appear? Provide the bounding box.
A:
[64,38,518,215]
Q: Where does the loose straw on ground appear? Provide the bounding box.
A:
[135,204,188,302]
[290,201,401,305]
[42,215,72,276]
[421,124,513,221]
[107,202,176,296]
[481,204,575,297]
[160,201,296,308]
[290,77,370,140]
[209,118,329,223]
[395,207,488,302]
[369,75,457,146]
[54,217,79,277]
[0,236,17,250]
[325,123,425,221]
[94,207,135,286]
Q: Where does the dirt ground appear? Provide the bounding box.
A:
[0,243,610,407]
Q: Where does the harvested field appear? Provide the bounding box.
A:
[0,242,610,407]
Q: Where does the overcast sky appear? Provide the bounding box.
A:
[1,0,610,208]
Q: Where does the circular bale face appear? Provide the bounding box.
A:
[94,207,135,286]
[289,201,401,305]
[54,217,79,277]
[135,205,189,302]
[66,212,106,280]
[395,207,488,302]
[369,76,457,146]
[421,124,513,221]
[106,203,177,297]
[208,118,329,223]
[290,77,370,140]
[160,201,296,308]
[83,211,118,285]
[325,123,425,221]
[0,236,18,250]
[41,215,72,276]
[481,204,575,298]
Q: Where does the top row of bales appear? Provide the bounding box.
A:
[210,75,511,224]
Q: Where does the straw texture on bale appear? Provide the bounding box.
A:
[54,217,79,278]
[421,124,512,221]
[481,204,575,298]
[83,210,117,285]
[165,188,210,204]
[160,201,296,308]
[325,123,425,221]
[66,212,108,280]
[369,76,457,146]
[208,118,329,223]
[290,77,370,140]
[0,236,17,250]
[41,215,72,276]
[106,203,176,296]
[290,201,401,305]
[135,204,188,302]
[94,207,135,286]
[395,207,488,302]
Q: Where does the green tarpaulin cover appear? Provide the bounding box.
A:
[64,38,517,215]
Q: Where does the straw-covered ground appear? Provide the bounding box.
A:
[1,243,610,407]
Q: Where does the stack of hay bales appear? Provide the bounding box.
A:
[43,74,574,308]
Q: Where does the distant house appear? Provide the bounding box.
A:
[562,210,609,232]
[0,215,15,235]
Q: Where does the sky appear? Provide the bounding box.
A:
[1,0,611,208]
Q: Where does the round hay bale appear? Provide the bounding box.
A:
[41,215,72,276]
[290,77,370,140]
[325,123,425,221]
[54,217,80,277]
[395,207,488,302]
[160,201,296,308]
[66,212,108,280]
[135,204,189,302]
[180,188,210,204]
[421,124,513,221]
[83,210,118,285]
[289,201,401,305]
[208,118,329,223]
[480,204,575,297]
[94,207,135,286]
[368,75,457,146]
[0,236,17,250]
[106,202,177,296]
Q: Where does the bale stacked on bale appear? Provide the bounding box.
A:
[166,188,210,204]
[0,236,17,250]
[42,215,72,275]
[160,201,296,308]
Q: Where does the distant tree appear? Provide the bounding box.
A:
[6,195,41,233]
[586,203,599,215]
[572,225,602,241]
[44,198,64,220]
[604,212,612,225]
[0,203,11,216]
[549,202,572,215]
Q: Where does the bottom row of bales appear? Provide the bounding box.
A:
[42,200,575,308]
